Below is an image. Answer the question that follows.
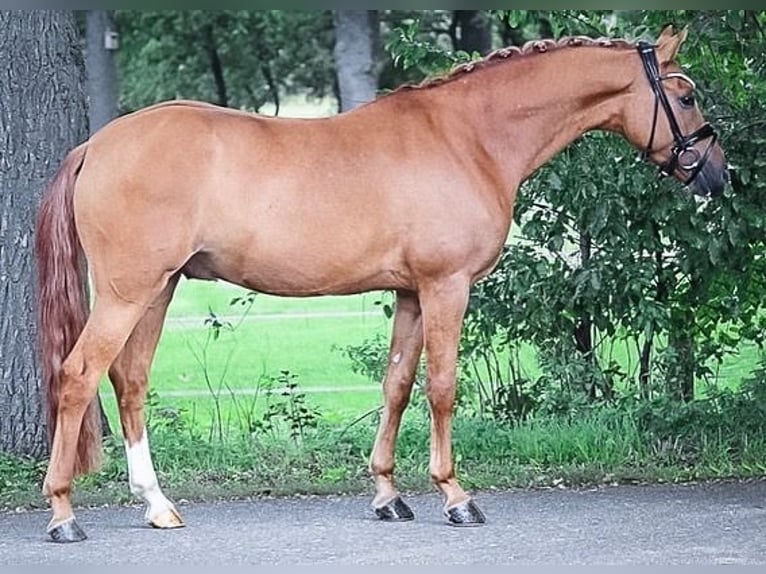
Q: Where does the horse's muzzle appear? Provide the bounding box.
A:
[691,159,729,198]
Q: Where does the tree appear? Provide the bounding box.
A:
[0,11,88,459]
[462,10,766,416]
[333,10,380,112]
[85,10,119,134]
[115,11,336,115]
[449,10,492,55]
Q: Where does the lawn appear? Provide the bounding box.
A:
[98,278,393,428]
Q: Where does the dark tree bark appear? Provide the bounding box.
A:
[638,336,653,400]
[573,229,599,400]
[85,10,118,134]
[259,62,280,116]
[500,18,525,47]
[83,11,118,438]
[333,10,379,112]
[638,244,668,399]
[250,27,280,116]
[450,10,493,55]
[0,11,88,459]
[668,309,696,402]
[204,24,228,108]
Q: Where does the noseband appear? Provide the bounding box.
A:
[636,41,717,185]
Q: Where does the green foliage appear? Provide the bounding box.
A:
[458,10,766,420]
[115,10,336,113]
[177,287,323,445]
[333,293,397,386]
[377,10,459,90]
[459,320,540,422]
[146,389,187,436]
[634,366,766,444]
[498,10,624,41]
[252,370,321,443]
[0,454,46,503]
[384,18,473,78]
[335,332,390,385]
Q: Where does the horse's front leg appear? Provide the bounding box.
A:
[369,290,423,521]
[419,276,486,526]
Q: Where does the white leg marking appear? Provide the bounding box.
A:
[391,352,402,365]
[125,429,175,522]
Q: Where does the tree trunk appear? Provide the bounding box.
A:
[204,24,228,108]
[85,10,119,134]
[0,11,88,459]
[573,228,593,368]
[573,228,608,401]
[450,10,492,55]
[638,336,653,399]
[667,309,696,402]
[500,17,525,47]
[333,10,379,112]
[84,11,118,438]
[260,62,280,116]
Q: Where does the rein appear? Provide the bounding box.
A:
[636,41,716,185]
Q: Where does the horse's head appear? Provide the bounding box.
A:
[622,25,728,197]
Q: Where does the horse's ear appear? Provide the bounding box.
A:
[656,24,688,64]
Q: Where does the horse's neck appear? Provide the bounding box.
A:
[427,46,639,191]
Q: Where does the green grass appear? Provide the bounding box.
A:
[165,278,391,318]
[97,278,392,429]
[708,341,763,390]
[150,278,391,391]
[4,402,765,511]
[153,316,386,391]
[118,390,383,433]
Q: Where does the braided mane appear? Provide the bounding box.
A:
[390,35,637,95]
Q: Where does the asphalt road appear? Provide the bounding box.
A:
[1,480,765,565]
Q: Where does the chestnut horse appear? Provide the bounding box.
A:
[35,26,727,542]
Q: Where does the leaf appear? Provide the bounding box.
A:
[548,171,563,191]
[589,271,601,293]
[707,238,723,266]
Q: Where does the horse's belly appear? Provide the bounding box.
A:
[183,243,410,297]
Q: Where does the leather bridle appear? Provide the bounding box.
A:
[636,41,717,185]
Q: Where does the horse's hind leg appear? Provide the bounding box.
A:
[369,290,423,521]
[107,274,183,529]
[44,295,154,542]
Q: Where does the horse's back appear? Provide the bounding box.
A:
[73,102,416,296]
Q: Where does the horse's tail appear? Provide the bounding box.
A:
[35,142,102,475]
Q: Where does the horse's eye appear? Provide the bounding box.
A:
[679,95,695,108]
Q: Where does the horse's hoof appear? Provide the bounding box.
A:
[444,499,486,527]
[47,518,87,543]
[149,506,186,529]
[374,496,415,522]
